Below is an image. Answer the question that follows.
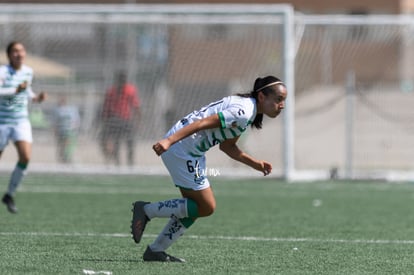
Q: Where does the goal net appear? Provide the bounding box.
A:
[1,5,413,182]
[0,4,294,179]
[293,14,414,181]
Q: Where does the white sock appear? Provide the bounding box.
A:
[144,198,188,219]
[149,216,187,252]
[7,165,27,196]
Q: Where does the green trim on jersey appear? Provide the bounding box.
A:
[199,140,208,152]
[218,112,226,128]
[219,127,227,140]
[0,113,28,120]
[237,126,246,132]
[229,128,238,138]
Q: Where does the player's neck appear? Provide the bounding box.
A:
[10,63,22,71]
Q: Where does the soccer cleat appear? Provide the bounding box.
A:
[131,201,150,244]
[143,246,185,263]
[2,194,17,214]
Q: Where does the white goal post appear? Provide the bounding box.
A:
[0,4,296,180]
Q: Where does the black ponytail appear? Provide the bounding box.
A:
[237,76,284,129]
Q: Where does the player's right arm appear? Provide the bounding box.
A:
[0,81,27,95]
[153,114,221,156]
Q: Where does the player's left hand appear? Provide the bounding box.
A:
[261,161,272,176]
[36,92,47,103]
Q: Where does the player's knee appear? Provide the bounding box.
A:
[199,202,216,217]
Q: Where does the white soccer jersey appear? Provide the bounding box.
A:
[167,95,257,157]
[0,64,35,125]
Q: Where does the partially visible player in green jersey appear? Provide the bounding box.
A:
[131,75,287,262]
[0,41,47,213]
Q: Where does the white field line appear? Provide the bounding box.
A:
[1,231,414,245]
[19,187,178,195]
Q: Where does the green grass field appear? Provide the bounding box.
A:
[1,173,414,274]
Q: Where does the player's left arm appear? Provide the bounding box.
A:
[0,81,28,95]
[32,91,47,103]
[219,137,272,176]
[26,76,47,103]
[153,114,221,156]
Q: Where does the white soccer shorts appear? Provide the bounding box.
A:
[161,144,210,191]
[0,120,33,151]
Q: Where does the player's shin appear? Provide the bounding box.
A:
[144,198,199,219]
[149,215,195,252]
[7,162,28,196]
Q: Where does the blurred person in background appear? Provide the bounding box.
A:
[54,95,80,163]
[0,41,47,213]
[100,71,140,166]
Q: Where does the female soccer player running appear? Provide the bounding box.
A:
[0,41,47,213]
[131,76,287,262]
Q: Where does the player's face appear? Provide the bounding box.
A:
[260,86,287,118]
[8,43,26,69]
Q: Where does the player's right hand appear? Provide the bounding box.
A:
[152,139,170,156]
[16,81,27,93]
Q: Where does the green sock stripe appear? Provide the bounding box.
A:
[186,198,199,218]
[180,217,195,228]
[17,162,28,169]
